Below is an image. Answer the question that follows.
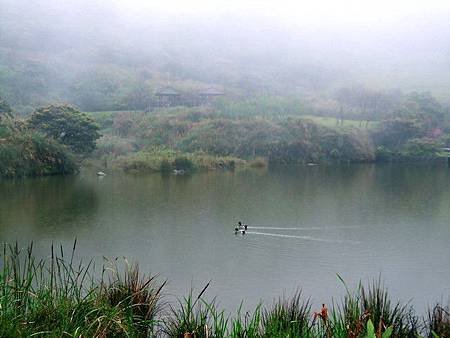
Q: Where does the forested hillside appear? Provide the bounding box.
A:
[2,0,450,113]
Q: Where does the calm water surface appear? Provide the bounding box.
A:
[1,164,449,312]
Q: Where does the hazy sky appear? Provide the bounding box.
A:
[3,0,450,36]
[2,0,450,99]
[105,0,450,52]
[113,0,450,25]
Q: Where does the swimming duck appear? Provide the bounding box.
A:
[237,221,248,230]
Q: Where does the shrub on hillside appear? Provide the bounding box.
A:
[0,97,13,117]
[0,131,77,177]
[402,137,441,157]
[320,129,376,162]
[176,118,283,157]
[94,135,135,157]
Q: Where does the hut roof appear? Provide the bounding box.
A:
[199,87,224,96]
[155,87,180,96]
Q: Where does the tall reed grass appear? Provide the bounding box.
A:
[0,242,448,337]
[0,242,165,337]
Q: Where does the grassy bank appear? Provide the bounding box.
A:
[86,147,257,174]
[1,243,448,337]
[112,148,248,174]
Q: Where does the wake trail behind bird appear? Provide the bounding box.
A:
[247,226,360,231]
[245,231,350,243]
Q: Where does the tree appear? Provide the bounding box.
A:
[372,118,423,150]
[397,92,446,128]
[29,104,101,154]
[119,82,153,111]
[335,86,403,124]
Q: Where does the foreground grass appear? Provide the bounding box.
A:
[1,243,448,337]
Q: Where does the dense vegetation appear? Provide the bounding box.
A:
[89,107,375,174]
[86,89,450,174]
[0,243,448,337]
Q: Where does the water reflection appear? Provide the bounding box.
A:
[0,176,99,237]
[0,163,449,313]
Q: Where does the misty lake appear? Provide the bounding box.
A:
[1,163,449,312]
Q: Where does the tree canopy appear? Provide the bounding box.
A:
[29,104,101,154]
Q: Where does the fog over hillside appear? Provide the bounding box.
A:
[1,0,450,111]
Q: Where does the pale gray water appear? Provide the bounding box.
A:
[1,163,449,313]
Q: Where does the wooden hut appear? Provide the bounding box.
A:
[154,87,180,107]
[198,87,224,105]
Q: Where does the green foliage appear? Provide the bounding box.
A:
[29,104,101,154]
[0,113,80,178]
[0,115,16,138]
[365,319,393,338]
[366,319,375,337]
